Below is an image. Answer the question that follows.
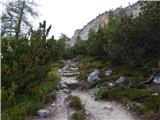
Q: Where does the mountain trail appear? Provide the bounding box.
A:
[26,60,138,120]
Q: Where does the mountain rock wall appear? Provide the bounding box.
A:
[69,1,146,46]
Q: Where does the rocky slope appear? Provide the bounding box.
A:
[69,1,146,46]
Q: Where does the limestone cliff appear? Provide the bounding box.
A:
[69,1,146,46]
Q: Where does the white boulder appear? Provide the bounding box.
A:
[37,109,50,118]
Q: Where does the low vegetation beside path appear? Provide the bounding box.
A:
[77,56,160,120]
[69,96,86,120]
[1,61,64,120]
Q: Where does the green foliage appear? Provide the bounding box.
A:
[2,100,41,120]
[108,2,160,65]
[71,110,86,120]
[47,67,60,81]
[94,85,108,100]
[68,95,86,120]
[80,81,88,90]
[144,96,160,113]
[1,82,18,110]
[71,40,88,56]
[69,96,83,110]
[94,84,160,119]
[70,2,160,66]
[1,20,64,120]
[74,3,160,119]
[1,63,61,120]
[77,55,160,119]
[1,0,38,38]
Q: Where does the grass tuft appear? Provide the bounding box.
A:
[69,96,83,110]
[71,110,86,120]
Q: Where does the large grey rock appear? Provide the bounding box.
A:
[105,69,112,77]
[87,69,100,84]
[153,74,160,84]
[37,109,50,118]
[64,79,80,88]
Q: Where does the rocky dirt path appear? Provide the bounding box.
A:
[72,90,136,120]
[26,60,138,120]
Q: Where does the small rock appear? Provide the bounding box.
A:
[70,63,77,68]
[51,103,56,107]
[108,82,116,88]
[103,105,113,111]
[64,95,72,103]
[57,90,63,94]
[37,109,50,118]
[63,89,71,94]
[105,69,112,77]
[153,74,160,84]
[115,76,129,85]
[87,69,100,84]
[64,79,79,89]
[69,111,75,116]
[85,111,91,116]
[59,83,68,90]
[70,67,78,71]
[152,92,159,96]
[62,72,78,77]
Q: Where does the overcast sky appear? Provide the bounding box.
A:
[1,0,138,39]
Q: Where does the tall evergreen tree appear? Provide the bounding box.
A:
[1,0,38,38]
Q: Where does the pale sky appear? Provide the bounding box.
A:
[34,0,139,39]
[1,0,138,39]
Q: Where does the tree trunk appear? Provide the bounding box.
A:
[15,1,25,39]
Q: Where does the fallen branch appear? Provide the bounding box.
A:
[139,75,155,85]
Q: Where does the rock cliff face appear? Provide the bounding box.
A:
[69,29,81,46]
[79,12,109,41]
[69,1,146,46]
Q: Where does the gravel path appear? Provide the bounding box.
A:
[72,90,137,120]
[26,60,138,120]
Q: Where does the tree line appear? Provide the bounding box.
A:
[69,1,160,67]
